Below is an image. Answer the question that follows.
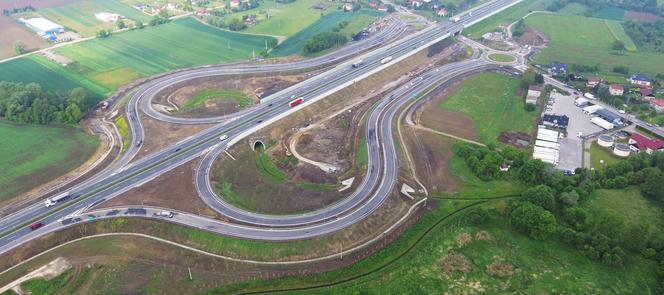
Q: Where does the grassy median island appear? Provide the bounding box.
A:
[440,73,537,144]
[180,89,253,113]
[0,122,99,203]
[488,53,516,62]
[211,147,344,215]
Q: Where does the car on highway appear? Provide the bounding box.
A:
[30,222,44,231]
[155,211,175,218]
[219,134,228,141]
[173,148,181,153]
[257,119,263,123]
[136,140,142,147]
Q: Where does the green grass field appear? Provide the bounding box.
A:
[0,122,99,202]
[215,199,657,294]
[115,116,130,151]
[464,0,547,38]
[271,9,382,56]
[0,17,276,99]
[586,188,664,233]
[181,89,252,112]
[440,73,537,144]
[216,0,330,37]
[442,156,526,198]
[40,0,151,37]
[589,142,622,170]
[526,13,664,76]
[595,6,626,21]
[0,55,108,99]
[55,18,276,89]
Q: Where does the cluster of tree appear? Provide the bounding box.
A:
[116,19,127,30]
[303,32,348,54]
[613,65,629,74]
[547,0,663,17]
[521,68,544,87]
[0,82,89,125]
[230,0,260,13]
[570,64,599,73]
[331,20,350,33]
[2,6,35,16]
[96,30,112,38]
[13,41,26,55]
[623,20,664,53]
[511,20,526,38]
[149,11,171,26]
[453,143,529,181]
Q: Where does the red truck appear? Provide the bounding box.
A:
[30,222,44,231]
[289,97,304,107]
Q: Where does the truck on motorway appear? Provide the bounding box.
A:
[289,97,304,107]
[380,56,393,64]
[44,192,72,207]
[30,221,44,231]
[352,60,364,68]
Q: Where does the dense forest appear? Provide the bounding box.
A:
[547,0,663,16]
[0,82,89,125]
[624,20,664,53]
[454,143,664,288]
[303,32,348,54]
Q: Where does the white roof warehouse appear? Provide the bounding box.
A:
[19,17,64,37]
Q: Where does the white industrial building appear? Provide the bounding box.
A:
[18,17,64,39]
[533,128,561,165]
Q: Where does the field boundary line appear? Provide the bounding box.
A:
[408,125,486,146]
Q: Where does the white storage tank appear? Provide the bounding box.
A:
[613,143,631,157]
[597,134,614,148]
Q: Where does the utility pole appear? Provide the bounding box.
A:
[188,267,193,281]
[340,243,343,260]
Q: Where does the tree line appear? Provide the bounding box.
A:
[303,32,348,54]
[455,142,664,280]
[623,20,664,53]
[0,82,89,125]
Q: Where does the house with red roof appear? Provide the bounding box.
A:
[629,133,664,154]
[642,87,655,100]
[369,1,378,8]
[652,99,664,113]
[609,84,624,96]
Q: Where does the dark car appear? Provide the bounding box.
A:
[257,119,263,123]
[174,148,181,153]
[30,222,44,231]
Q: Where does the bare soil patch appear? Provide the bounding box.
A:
[0,16,48,59]
[153,74,312,118]
[517,27,546,47]
[99,160,221,218]
[625,11,661,23]
[401,127,459,193]
[414,79,480,141]
[497,131,531,148]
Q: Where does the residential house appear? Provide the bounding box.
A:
[548,62,567,77]
[196,8,210,16]
[377,4,388,11]
[437,7,449,17]
[630,73,652,87]
[609,84,624,96]
[642,87,655,100]
[409,0,422,8]
[629,133,664,154]
[586,76,601,88]
[343,3,353,11]
[133,3,147,10]
[230,0,240,9]
[652,99,664,113]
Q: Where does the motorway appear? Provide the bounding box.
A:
[0,0,523,256]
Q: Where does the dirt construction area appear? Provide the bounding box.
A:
[401,127,459,193]
[152,73,316,118]
[0,16,48,59]
[412,79,480,142]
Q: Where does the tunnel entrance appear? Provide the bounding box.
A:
[252,140,265,151]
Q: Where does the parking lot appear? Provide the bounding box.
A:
[548,92,603,171]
